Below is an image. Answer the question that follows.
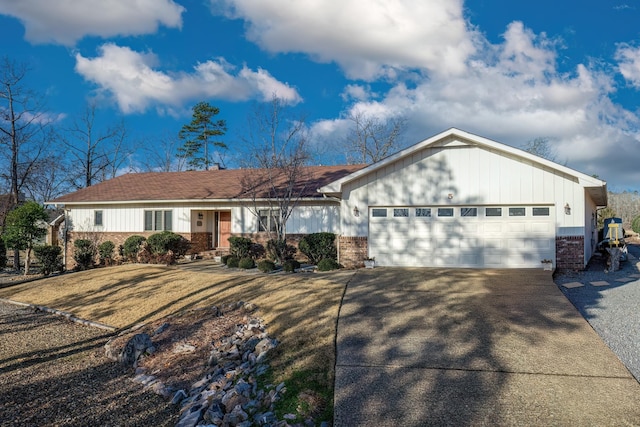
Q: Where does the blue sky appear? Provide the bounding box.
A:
[1,0,640,192]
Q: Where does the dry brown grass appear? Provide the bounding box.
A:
[0,263,354,390]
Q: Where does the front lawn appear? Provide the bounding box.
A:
[0,263,355,422]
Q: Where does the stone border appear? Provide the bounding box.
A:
[0,297,117,332]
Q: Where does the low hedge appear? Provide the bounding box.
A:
[317,258,340,271]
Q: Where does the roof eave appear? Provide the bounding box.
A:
[50,196,340,206]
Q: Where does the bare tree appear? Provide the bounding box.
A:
[521,137,558,161]
[62,103,130,188]
[345,109,407,164]
[23,152,71,203]
[137,132,187,172]
[0,57,54,270]
[240,96,310,262]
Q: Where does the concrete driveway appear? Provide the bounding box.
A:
[334,268,640,426]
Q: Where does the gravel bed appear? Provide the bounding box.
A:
[0,302,178,427]
[554,241,640,381]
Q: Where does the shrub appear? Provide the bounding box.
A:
[228,236,253,258]
[73,239,96,270]
[226,256,239,268]
[632,215,640,234]
[0,238,6,270]
[249,242,266,260]
[266,239,297,262]
[147,231,190,262]
[257,259,276,273]
[317,258,340,271]
[123,235,146,261]
[34,245,63,276]
[221,254,231,265]
[238,257,255,269]
[282,259,301,273]
[298,232,337,264]
[98,241,115,265]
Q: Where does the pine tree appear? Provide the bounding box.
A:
[177,102,227,170]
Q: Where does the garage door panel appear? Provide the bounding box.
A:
[413,239,434,250]
[507,223,527,233]
[508,239,526,249]
[484,238,506,249]
[368,205,555,268]
[484,223,503,233]
[388,238,411,251]
[460,252,482,266]
[530,222,553,234]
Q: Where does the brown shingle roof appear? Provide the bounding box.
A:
[49,165,365,204]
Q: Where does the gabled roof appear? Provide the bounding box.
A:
[319,128,608,206]
[49,165,366,205]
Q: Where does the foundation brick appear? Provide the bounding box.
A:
[556,235,585,271]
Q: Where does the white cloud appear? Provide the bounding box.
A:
[75,43,302,114]
[616,43,640,88]
[209,0,475,80]
[308,20,640,188]
[341,84,374,102]
[0,0,185,45]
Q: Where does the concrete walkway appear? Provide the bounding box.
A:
[334,268,640,426]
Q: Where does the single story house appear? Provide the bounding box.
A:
[50,128,607,270]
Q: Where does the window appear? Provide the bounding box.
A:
[533,207,550,216]
[485,207,502,217]
[371,208,387,217]
[393,208,409,217]
[438,208,454,217]
[460,207,477,217]
[94,210,103,226]
[509,207,526,217]
[144,210,172,231]
[258,209,279,232]
[415,208,431,217]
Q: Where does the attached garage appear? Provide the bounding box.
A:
[368,205,555,268]
[320,128,608,270]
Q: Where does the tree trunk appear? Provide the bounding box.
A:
[24,247,31,276]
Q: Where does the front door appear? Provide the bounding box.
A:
[218,211,231,248]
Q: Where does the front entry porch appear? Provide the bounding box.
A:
[190,210,231,253]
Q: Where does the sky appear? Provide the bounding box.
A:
[1,0,640,192]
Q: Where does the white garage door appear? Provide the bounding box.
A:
[368,206,555,268]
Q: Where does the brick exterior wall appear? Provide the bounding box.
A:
[190,232,213,253]
[338,236,368,269]
[556,235,585,271]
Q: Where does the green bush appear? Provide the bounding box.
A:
[226,256,239,268]
[221,254,231,265]
[632,215,640,234]
[249,242,266,260]
[34,245,63,276]
[123,235,146,261]
[98,241,115,265]
[73,239,96,270]
[282,259,301,272]
[298,232,337,264]
[146,231,190,261]
[228,236,253,258]
[266,239,297,262]
[317,258,340,271]
[257,259,276,273]
[239,257,255,269]
[0,238,6,270]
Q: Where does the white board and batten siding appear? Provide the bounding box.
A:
[232,204,341,234]
[341,142,591,268]
[67,202,340,235]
